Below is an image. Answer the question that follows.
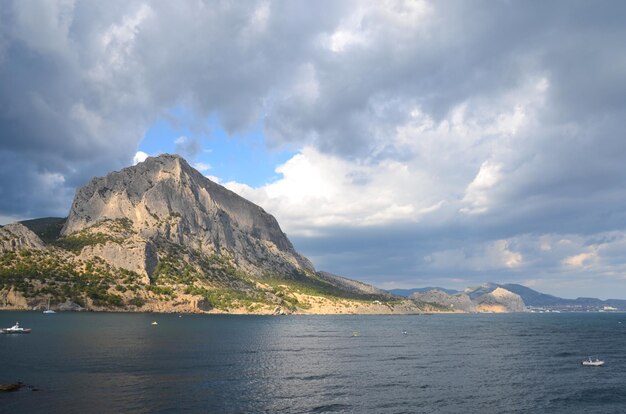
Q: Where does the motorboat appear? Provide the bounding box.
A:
[151,321,158,325]
[581,357,604,366]
[1,322,32,334]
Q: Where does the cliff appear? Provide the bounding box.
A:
[0,223,45,252]
[0,154,423,314]
[61,154,313,277]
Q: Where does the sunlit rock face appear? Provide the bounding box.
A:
[62,154,314,276]
[474,287,526,313]
[0,223,44,252]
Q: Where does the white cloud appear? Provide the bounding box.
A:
[0,214,24,225]
[424,239,522,272]
[460,161,503,214]
[90,3,154,81]
[40,171,65,187]
[563,252,596,268]
[193,162,211,172]
[133,151,149,165]
[226,146,426,235]
[205,175,221,184]
[227,71,549,236]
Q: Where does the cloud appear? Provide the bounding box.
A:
[174,136,202,160]
[563,252,597,268]
[133,151,149,165]
[193,162,211,172]
[1,1,626,297]
[460,161,503,215]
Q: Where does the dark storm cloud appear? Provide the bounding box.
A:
[1,1,626,296]
[0,0,347,218]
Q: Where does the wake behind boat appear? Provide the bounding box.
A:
[1,322,31,334]
[581,357,604,366]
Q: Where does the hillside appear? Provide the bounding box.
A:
[390,287,460,297]
[1,154,427,315]
[409,286,525,313]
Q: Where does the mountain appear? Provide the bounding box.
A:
[403,282,626,311]
[389,287,460,297]
[61,154,314,278]
[1,154,423,314]
[408,289,475,312]
[409,286,525,313]
[473,287,525,312]
[316,272,395,300]
[499,283,565,307]
[502,284,626,310]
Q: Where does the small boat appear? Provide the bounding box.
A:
[581,357,604,366]
[402,330,408,335]
[1,322,32,334]
[43,298,56,314]
[151,321,158,325]
[351,330,360,337]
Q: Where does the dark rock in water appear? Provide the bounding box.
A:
[0,383,22,392]
[0,382,37,392]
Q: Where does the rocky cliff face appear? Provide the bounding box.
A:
[0,223,44,252]
[62,154,313,277]
[411,286,526,313]
[474,287,525,312]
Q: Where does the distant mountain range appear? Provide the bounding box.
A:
[389,287,460,296]
[392,282,626,311]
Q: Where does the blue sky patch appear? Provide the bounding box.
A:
[139,109,296,187]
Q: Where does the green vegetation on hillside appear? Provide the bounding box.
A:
[2,217,398,313]
[262,271,387,302]
[0,249,141,308]
[50,219,133,253]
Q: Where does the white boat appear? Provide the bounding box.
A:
[43,298,56,314]
[1,322,32,334]
[581,357,604,366]
[151,321,158,325]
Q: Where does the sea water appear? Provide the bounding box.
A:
[1,312,626,413]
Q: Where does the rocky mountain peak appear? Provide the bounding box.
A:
[61,153,314,276]
[474,287,525,312]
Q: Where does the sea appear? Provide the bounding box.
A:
[1,312,625,413]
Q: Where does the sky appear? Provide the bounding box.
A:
[1,1,626,299]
